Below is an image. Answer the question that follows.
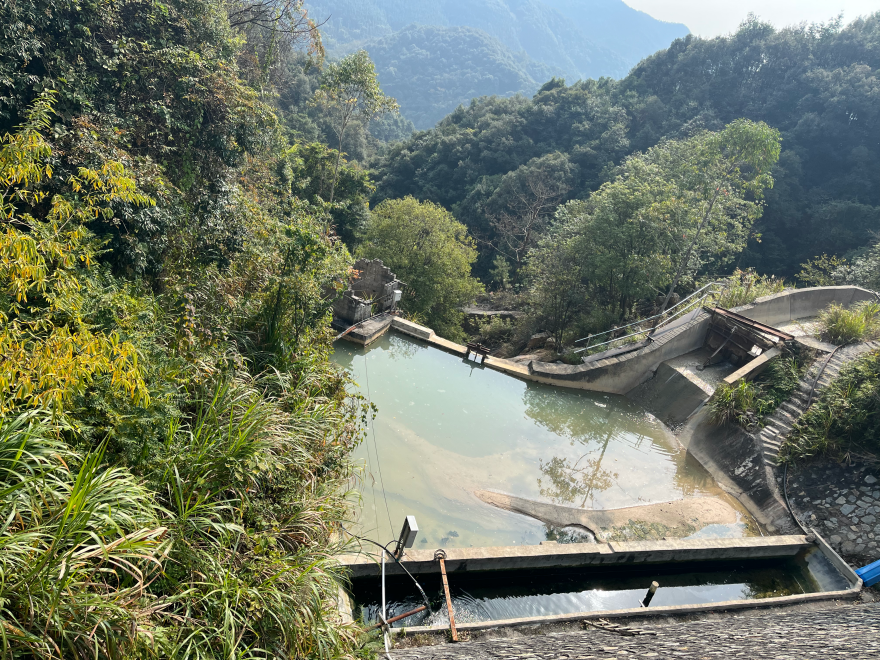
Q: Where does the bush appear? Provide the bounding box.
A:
[711,269,787,309]
[817,301,880,345]
[708,346,813,429]
[782,350,880,462]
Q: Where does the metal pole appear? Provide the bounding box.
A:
[435,550,458,641]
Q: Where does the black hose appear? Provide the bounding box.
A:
[783,462,809,535]
[340,525,433,615]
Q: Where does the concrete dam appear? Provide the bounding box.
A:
[331,285,876,634]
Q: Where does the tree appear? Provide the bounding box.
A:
[0,95,152,414]
[528,120,781,341]
[487,152,576,275]
[357,197,483,341]
[312,51,399,204]
[653,118,781,318]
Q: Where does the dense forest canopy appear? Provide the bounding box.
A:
[371,14,880,278]
[306,0,689,128]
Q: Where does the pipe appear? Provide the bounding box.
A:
[368,605,428,630]
[641,581,659,607]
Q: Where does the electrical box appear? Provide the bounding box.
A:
[395,515,418,557]
[393,289,402,303]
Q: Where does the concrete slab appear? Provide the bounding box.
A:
[336,315,394,345]
[340,535,811,578]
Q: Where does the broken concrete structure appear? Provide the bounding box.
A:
[332,259,403,325]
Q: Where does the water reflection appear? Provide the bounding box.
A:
[332,332,756,547]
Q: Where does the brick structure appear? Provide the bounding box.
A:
[333,259,403,325]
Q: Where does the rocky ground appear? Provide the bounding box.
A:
[786,460,880,569]
[394,601,880,659]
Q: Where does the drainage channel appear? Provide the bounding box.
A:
[352,550,846,628]
[340,534,862,634]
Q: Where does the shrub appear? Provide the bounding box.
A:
[709,346,813,429]
[817,301,880,345]
[709,380,762,428]
[782,350,880,462]
[712,269,787,309]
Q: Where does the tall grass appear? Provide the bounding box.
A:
[0,413,169,659]
[0,366,367,659]
[781,350,880,462]
[708,347,812,430]
[149,372,363,659]
[817,301,880,344]
[711,269,787,309]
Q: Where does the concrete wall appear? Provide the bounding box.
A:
[527,313,713,394]
[341,535,810,578]
[731,285,877,326]
[525,285,876,395]
[333,259,403,324]
[677,408,797,535]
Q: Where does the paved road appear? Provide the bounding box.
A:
[394,603,880,659]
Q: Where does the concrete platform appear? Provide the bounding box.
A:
[340,535,813,578]
[335,314,394,345]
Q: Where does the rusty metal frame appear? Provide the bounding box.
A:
[709,307,795,341]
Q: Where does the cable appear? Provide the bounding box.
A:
[783,461,810,535]
[340,524,433,615]
[362,349,395,534]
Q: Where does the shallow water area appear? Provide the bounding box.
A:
[332,332,757,548]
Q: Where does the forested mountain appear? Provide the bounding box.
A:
[372,16,880,277]
[363,25,557,128]
[306,0,688,128]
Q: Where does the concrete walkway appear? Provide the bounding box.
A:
[395,602,880,659]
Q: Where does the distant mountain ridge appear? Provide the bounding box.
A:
[306,0,689,129]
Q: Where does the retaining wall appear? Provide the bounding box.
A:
[526,285,875,395]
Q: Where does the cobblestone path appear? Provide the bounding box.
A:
[394,603,880,659]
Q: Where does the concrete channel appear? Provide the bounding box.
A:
[338,531,863,633]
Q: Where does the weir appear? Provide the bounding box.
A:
[331,285,875,636]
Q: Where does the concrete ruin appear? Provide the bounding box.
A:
[332,259,403,325]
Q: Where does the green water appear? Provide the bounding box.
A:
[332,332,754,549]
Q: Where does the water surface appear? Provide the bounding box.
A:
[333,332,754,548]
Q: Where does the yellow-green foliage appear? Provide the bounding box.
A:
[817,301,880,345]
[0,95,151,414]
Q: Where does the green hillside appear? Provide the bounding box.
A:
[306,0,688,128]
[371,15,880,277]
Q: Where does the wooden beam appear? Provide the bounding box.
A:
[723,347,782,386]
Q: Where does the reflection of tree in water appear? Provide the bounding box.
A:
[384,334,423,361]
[538,431,619,507]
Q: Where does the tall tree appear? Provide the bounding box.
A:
[528,120,781,341]
[487,152,577,276]
[312,51,399,203]
[357,197,483,340]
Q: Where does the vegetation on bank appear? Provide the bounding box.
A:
[817,301,880,345]
[0,0,375,656]
[781,350,880,462]
[357,197,484,341]
[708,346,814,430]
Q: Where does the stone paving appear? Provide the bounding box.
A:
[788,461,880,567]
[394,602,880,659]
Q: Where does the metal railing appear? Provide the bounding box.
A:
[573,282,724,355]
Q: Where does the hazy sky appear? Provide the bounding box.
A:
[624,0,879,37]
